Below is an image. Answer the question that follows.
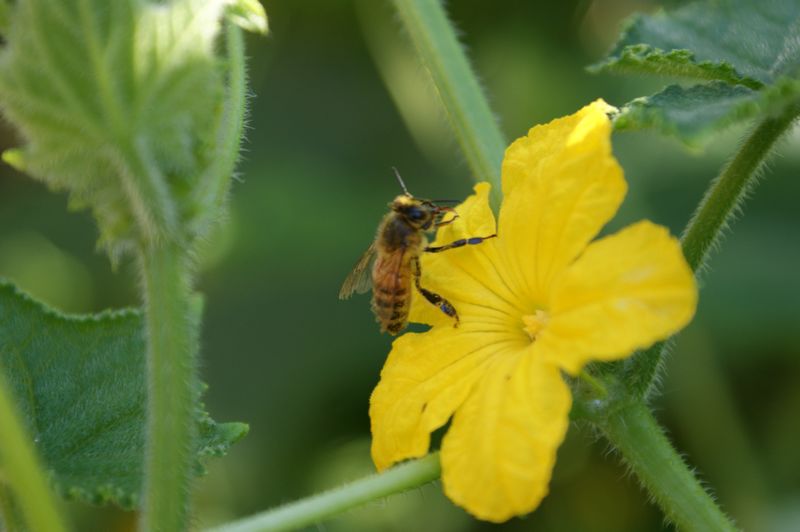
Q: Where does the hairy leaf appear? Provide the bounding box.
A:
[614,79,800,144]
[0,280,247,509]
[595,45,758,88]
[0,0,230,259]
[592,0,800,145]
[591,0,800,86]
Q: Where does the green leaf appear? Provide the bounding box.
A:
[0,0,238,259]
[614,78,800,144]
[591,0,800,87]
[0,280,247,509]
[591,0,800,145]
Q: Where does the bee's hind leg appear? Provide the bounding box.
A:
[424,233,497,253]
[411,256,460,327]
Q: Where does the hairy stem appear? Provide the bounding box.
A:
[624,105,800,399]
[206,453,441,532]
[391,0,506,203]
[139,241,197,532]
[0,374,67,532]
[599,402,738,531]
[196,22,248,221]
[682,107,800,272]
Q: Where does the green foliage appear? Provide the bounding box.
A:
[592,0,800,85]
[0,280,247,509]
[614,79,800,144]
[592,44,758,88]
[591,0,800,145]
[0,0,237,260]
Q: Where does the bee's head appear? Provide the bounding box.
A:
[391,195,438,229]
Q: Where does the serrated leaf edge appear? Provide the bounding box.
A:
[590,42,764,90]
[0,278,140,324]
[612,78,800,146]
[0,278,248,510]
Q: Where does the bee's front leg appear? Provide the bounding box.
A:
[424,233,497,253]
[411,256,460,327]
[433,211,459,228]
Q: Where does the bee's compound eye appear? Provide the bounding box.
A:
[406,207,426,221]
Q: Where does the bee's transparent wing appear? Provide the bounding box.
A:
[338,242,377,299]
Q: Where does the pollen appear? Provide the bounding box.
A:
[522,310,550,340]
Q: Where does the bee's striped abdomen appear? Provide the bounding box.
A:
[371,251,414,335]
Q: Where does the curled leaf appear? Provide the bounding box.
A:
[226,0,269,35]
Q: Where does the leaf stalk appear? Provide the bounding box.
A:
[598,402,738,531]
[195,22,248,230]
[390,0,506,206]
[624,104,800,399]
[139,241,197,532]
[206,453,441,532]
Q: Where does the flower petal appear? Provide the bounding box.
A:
[409,182,527,329]
[370,326,514,471]
[430,182,497,246]
[541,220,697,374]
[440,350,571,522]
[498,100,626,304]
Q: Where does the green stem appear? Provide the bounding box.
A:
[206,454,441,532]
[624,105,800,399]
[599,402,738,532]
[139,241,197,532]
[196,22,248,220]
[682,106,800,273]
[0,374,67,532]
[391,0,506,202]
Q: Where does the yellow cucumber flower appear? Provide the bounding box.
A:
[369,100,698,522]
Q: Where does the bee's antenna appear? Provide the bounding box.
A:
[391,167,411,196]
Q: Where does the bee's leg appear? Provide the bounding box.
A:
[412,256,460,327]
[433,212,459,228]
[424,234,497,253]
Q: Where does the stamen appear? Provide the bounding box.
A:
[522,310,549,340]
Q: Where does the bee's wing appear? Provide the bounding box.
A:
[338,242,377,299]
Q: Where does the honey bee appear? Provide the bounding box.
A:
[339,169,496,335]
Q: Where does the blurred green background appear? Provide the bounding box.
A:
[1,1,799,530]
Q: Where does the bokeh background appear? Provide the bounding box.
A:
[1,1,799,530]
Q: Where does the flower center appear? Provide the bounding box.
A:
[522,309,549,341]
